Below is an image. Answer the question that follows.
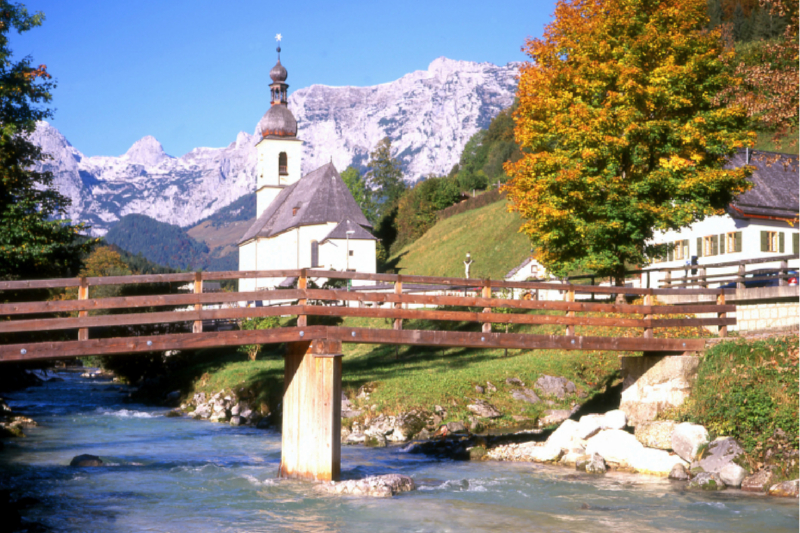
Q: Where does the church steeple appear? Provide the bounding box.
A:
[254,34,303,219]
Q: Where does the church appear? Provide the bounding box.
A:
[238,45,377,292]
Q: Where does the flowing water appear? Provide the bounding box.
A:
[1,372,797,533]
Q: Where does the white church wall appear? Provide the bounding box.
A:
[256,137,303,217]
[238,241,257,293]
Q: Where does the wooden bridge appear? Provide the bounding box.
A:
[0,269,734,481]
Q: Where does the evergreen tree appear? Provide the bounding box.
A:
[0,2,91,279]
[365,137,406,219]
[707,0,723,28]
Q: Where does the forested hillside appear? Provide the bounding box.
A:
[105,214,210,271]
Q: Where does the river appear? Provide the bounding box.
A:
[1,371,797,533]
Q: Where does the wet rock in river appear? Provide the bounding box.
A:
[70,454,103,467]
[687,472,727,491]
[316,474,415,498]
[742,468,776,492]
[669,463,690,481]
[768,480,799,498]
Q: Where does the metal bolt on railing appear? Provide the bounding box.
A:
[20,349,26,355]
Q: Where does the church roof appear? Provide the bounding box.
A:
[322,219,377,242]
[727,150,799,220]
[239,162,373,244]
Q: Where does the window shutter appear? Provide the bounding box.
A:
[735,231,742,252]
[761,231,768,252]
[711,235,718,256]
[793,233,799,255]
[719,234,725,254]
[697,237,703,257]
[683,239,689,257]
[779,232,785,253]
[668,245,673,262]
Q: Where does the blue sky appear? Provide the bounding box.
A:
[10,1,556,158]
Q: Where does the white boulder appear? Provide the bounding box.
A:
[630,448,687,476]
[577,415,602,440]
[546,420,584,453]
[671,423,709,462]
[719,463,747,488]
[585,430,643,466]
[602,410,627,430]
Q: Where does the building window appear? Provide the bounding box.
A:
[292,207,299,216]
[672,240,688,261]
[701,235,719,256]
[279,152,288,176]
[761,231,784,253]
[794,233,799,255]
[311,241,319,268]
[349,250,354,257]
[725,231,742,253]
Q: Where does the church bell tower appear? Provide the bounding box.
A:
[255,36,303,218]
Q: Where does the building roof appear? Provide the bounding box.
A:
[258,104,297,139]
[239,162,373,244]
[322,219,377,242]
[728,150,799,220]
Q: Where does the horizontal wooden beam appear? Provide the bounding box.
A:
[0,289,303,316]
[0,325,707,362]
[0,306,303,333]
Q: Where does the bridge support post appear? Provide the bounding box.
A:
[78,277,89,341]
[192,272,203,334]
[280,338,342,481]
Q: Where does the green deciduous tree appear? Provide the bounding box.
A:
[340,165,377,225]
[505,0,755,283]
[394,174,461,249]
[0,2,91,280]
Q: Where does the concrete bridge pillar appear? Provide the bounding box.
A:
[280,339,342,481]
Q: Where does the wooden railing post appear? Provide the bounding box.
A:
[717,290,727,338]
[297,269,307,327]
[393,275,403,331]
[481,279,492,333]
[192,272,203,334]
[78,277,89,341]
[664,271,672,289]
[565,287,575,336]
[736,264,745,289]
[643,293,653,339]
[590,276,595,302]
[779,260,788,287]
[699,268,707,289]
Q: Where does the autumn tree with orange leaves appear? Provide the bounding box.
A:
[504,0,755,283]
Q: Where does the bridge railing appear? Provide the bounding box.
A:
[0,269,733,362]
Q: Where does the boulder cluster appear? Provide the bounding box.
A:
[316,474,415,498]
[182,391,269,428]
[487,412,798,497]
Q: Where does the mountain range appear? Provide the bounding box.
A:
[32,57,519,235]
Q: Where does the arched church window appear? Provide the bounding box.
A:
[311,241,319,268]
[279,152,288,176]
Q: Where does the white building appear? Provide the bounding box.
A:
[238,47,376,292]
[647,150,799,288]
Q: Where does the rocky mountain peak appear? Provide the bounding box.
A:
[122,135,171,167]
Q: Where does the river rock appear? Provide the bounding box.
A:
[528,444,563,463]
[193,404,211,419]
[688,472,727,491]
[719,464,747,488]
[467,400,502,419]
[415,428,432,440]
[8,416,37,429]
[585,429,644,466]
[585,454,607,474]
[511,388,541,404]
[671,423,708,462]
[70,454,103,467]
[390,411,426,441]
[601,410,627,430]
[539,409,572,427]
[446,421,468,434]
[316,474,415,498]
[229,416,241,427]
[534,375,576,399]
[630,448,687,477]
[344,432,367,445]
[742,469,776,492]
[576,416,602,440]
[365,433,388,447]
[669,463,690,480]
[768,480,799,498]
[634,421,675,450]
[546,420,583,453]
[696,437,744,474]
[505,377,524,387]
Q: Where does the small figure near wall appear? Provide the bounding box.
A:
[464,252,474,279]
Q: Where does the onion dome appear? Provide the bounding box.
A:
[258,104,297,138]
[270,56,288,83]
